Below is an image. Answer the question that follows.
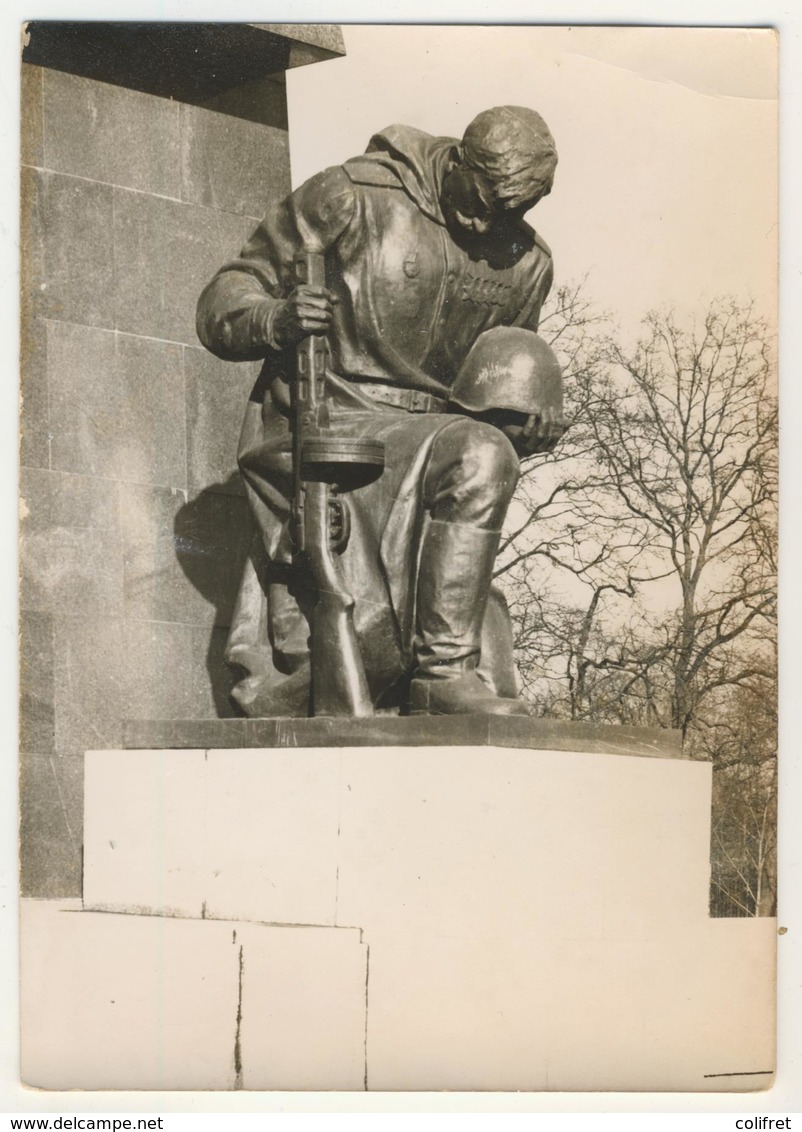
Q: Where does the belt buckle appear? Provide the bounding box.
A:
[409,390,427,412]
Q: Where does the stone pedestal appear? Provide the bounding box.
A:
[21,718,776,1091]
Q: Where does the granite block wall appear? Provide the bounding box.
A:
[19,62,292,895]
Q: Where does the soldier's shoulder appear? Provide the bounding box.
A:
[534,231,553,258]
[297,165,357,202]
[530,226,555,259]
[341,155,402,190]
[293,166,358,230]
[521,220,552,260]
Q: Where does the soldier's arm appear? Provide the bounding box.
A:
[509,240,569,457]
[512,230,554,334]
[196,167,356,361]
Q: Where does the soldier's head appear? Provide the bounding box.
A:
[441,106,558,238]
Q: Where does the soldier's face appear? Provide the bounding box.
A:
[441,167,497,236]
[441,165,545,240]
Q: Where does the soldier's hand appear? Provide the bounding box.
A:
[509,406,570,457]
[273,285,339,348]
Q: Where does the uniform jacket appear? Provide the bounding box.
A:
[197,124,554,395]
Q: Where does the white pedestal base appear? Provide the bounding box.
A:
[21,741,776,1091]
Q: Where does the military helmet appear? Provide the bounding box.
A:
[448,326,563,417]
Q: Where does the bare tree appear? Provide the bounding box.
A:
[498,296,778,732]
[710,757,777,916]
[698,665,778,916]
[495,282,671,717]
[709,719,777,916]
[580,299,777,739]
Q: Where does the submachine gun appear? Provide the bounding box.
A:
[291,252,385,717]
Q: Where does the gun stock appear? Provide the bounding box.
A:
[303,480,373,717]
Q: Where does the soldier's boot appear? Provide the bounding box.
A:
[408,519,529,716]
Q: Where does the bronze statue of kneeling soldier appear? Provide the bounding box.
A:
[196,106,569,719]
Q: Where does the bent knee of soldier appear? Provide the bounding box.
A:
[426,417,520,525]
[462,419,520,481]
[441,417,520,489]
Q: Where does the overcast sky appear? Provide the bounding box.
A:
[288,26,778,333]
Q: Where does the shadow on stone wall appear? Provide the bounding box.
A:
[173,474,253,717]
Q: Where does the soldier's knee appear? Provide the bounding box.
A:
[460,420,520,488]
[426,417,520,526]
